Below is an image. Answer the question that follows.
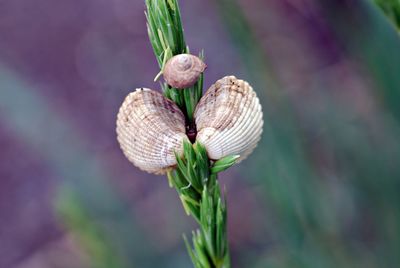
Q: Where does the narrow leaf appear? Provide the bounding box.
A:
[211,155,240,174]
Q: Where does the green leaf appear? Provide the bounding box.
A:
[146,0,187,68]
[183,87,196,122]
[193,230,212,268]
[211,155,240,174]
[183,234,201,268]
[374,0,400,30]
[200,186,216,263]
[215,198,226,259]
[167,170,174,188]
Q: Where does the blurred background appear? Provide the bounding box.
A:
[1,0,400,267]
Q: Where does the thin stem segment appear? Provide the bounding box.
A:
[145,1,231,267]
[146,0,202,122]
[169,141,230,268]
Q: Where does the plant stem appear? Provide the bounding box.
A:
[145,0,231,267]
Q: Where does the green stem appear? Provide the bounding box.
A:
[145,0,231,267]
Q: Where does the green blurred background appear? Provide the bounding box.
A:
[1,0,400,267]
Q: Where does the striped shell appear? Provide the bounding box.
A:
[116,88,187,174]
[163,54,206,89]
[194,76,263,161]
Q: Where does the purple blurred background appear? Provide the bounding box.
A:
[1,0,400,267]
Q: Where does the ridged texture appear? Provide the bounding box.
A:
[116,88,187,174]
[194,76,263,161]
[163,54,206,89]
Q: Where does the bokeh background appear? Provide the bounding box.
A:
[1,0,400,267]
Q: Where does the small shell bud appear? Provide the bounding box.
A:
[194,76,263,162]
[116,88,188,174]
[163,54,206,89]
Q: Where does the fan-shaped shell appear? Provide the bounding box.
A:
[163,54,206,89]
[116,88,187,174]
[194,76,263,161]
